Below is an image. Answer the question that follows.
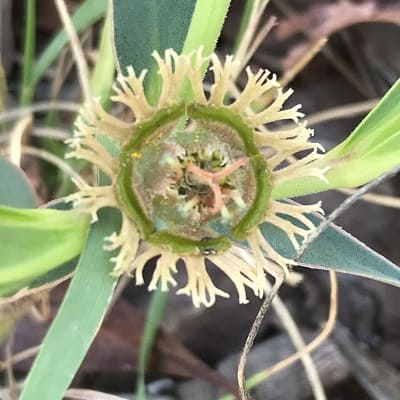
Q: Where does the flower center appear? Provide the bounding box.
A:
[117,104,272,255]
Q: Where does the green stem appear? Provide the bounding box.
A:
[20,0,36,105]
[0,64,6,113]
[136,290,168,400]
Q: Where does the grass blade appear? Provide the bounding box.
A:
[19,208,120,400]
[20,0,36,105]
[273,77,400,199]
[136,290,168,400]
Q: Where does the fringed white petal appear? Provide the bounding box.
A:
[208,54,238,106]
[153,49,190,108]
[177,257,229,308]
[247,232,289,282]
[265,200,323,250]
[273,148,327,185]
[65,184,117,222]
[130,246,162,285]
[230,67,279,113]
[253,229,292,276]
[187,48,209,105]
[80,99,133,142]
[209,250,266,303]
[248,89,304,126]
[255,125,318,155]
[106,215,140,276]
[111,67,154,122]
[66,128,118,178]
[148,251,178,291]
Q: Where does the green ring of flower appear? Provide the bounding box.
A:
[116,103,272,254]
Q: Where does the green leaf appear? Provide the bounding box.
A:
[136,290,168,400]
[90,12,115,102]
[20,0,36,105]
[181,0,230,56]
[19,209,119,400]
[32,0,108,89]
[179,0,231,102]
[273,77,400,199]
[111,0,197,102]
[0,206,89,296]
[259,214,400,287]
[327,77,400,159]
[0,156,36,208]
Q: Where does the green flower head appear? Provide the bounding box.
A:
[66,48,325,307]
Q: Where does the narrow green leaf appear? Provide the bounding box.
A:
[0,64,6,114]
[273,77,400,199]
[136,290,168,400]
[19,209,119,400]
[90,12,115,102]
[179,0,231,102]
[0,206,89,296]
[181,0,230,56]
[20,0,36,105]
[32,0,107,88]
[111,0,197,102]
[327,77,400,159]
[259,214,400,287]
[0,156,36,208]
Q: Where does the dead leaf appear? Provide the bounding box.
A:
[276,0,400,69]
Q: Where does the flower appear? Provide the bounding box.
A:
[66,48,325,307]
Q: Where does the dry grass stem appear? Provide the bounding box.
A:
[271,289,327,400]
[259,37,327,109]
[279,38,328,88]
[54,0,92,103]
[8,115,32,166]
[272,0,369,96]
[338,188,400,209]
[32,127,70,141]
[0,274,72,307]
[255,270,338,383]
[258,165,400,395]
[234,0,271,77]
[237,16,277,81]
[306,99,378,127]
[0,102,81,123]
[0,346,41,373]
[4,336,17,400]
[1,145,87,188]
[237,268,285,399]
